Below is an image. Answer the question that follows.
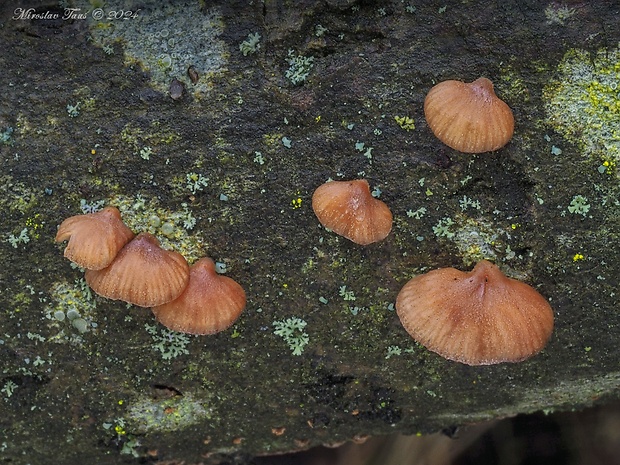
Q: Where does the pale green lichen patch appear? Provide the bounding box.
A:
[544,46,620,164]
[0,175,39,214]
[126,392,214,433]
[109,194,206,264]
[144,323,191,360]
[88,2,227,96]
[432,213,518,266]
[544,3,576,26]
[44,278,99,343]
[273,317,309,355]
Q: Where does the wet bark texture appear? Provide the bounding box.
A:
[1,1,619,464]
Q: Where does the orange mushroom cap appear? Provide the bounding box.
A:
[311,179,393,245]
[424,77,514,153]
[55,206,135,270]
[395,260,554,365]
[85,233,190,307]
[151,258,246,335]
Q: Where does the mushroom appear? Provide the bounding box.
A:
[424,77,514,153]
[55,206,135,270]
[311,179,392,245]
[152,258,246,335]
[85,233,190,307]
[395,260,554,365]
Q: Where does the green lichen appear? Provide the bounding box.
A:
[285,50,314,85]
[109,194,205,263]
[394,115,416,131]
[273,317,309,355]
[126,392,214,434]
[0,175,38,214]
[6,228,30,248]
[432,213,517,266]
[567,194,591,216]
[544,3,576,26]
[239,32,261,56]
[0,126,14,144]
[498,61,530,103]
[119,122,179,158]
[144,324,191,360]
[544,46,620,164]
[45,278,99,343]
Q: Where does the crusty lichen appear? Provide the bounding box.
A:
[108,194,207,264]
[126,391,215,433]
[544,46,620,166]
[88,2,227,96]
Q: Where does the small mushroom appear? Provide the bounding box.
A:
[311,179,392,245]
[395,260,554,365]
[55,206,135,270]
[151,258,246,335]
[424,77,514,153]
[85,233,189,307]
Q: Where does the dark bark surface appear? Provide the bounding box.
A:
[1,1,619,463]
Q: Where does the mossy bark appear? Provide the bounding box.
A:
[1,1,619,464]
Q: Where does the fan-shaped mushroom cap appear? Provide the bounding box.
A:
[395,260,553,365]
[85,233,189,307]
[55,206,135,270]
[152,258,246,335]
[311,179,392,245]
[424,77,514,153]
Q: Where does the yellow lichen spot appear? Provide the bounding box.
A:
[394,115,416,131]
[25,213,44,239]
[315,115,321,123]
[510,223,521,230]
[291,196,302,209]
[573,253,585,262]
[282,283,288,289]
[600,158,616,175]
[118,400,124,405]
[91,149,96,155]
[262,133,282,146]
[114,425,126,435]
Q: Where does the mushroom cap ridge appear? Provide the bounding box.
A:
[311,179,393,245]
[55,206,135,270]
[152,257,246,335]
[424,77,515,153]
[395,260,554,365]
[85,232,189,307]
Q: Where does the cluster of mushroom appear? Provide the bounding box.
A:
[55,207,246,335]
[310,78,553,366]
[55,78,553,365]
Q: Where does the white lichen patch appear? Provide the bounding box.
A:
[544,45,620,166]
[87,2,227,96]
[109,194,207,264]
